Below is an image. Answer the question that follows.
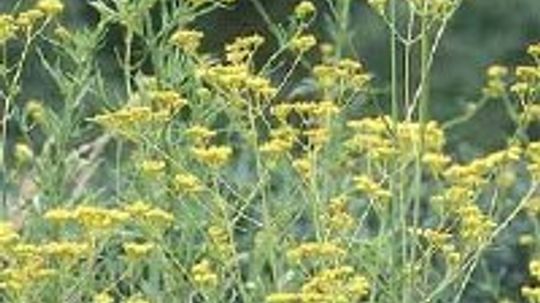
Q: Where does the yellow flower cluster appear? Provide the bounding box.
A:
[353,175,392,205]
[169,29,204,54]
[286,242,346,263]
[367,0,387,15]
[529,42,540,60]
[192,145,233,168]
[0,14,17,44]
[510,54,539,100]
[294,1,316,20]
[198,63,276,99]
[346,116,446,162]
[92,106,170,139]
[414,228,461,267]
[93,292,114,303]
[173,172,203,194]
[322,196,355,233]
[526,142,540,180]
[139,159,166,176]
[149,89,187,113]
[313,58,372,91]
[431,146,521,246]
[522,259,540,303]
[195,34,277,101]
[0,222,19,247]
[45,201,174,231]
[0,257,56,292]
[123,242,155,260]
[208,226,234,261]
[36,0,64,16]
[15,9,44,29]
[191,259,218,288]
[422,152,451,174]
[408,0,455,18]
[483,65,508,98]
[292,157,313,180]
[346,116,395,162]
[260,126,297,158]
[290,34,317,53]
[41,241,92,261]
[225,34,265,65]
[185,125,217,145]
[266,266,369,303]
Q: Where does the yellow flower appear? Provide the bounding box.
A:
[36,0,64,16]
[42,241,91,261]
[290,34,317,53]
[44,208,75,223]
[123,242,155,260]
[150,89,187,112]
[15,9,44,28]
[191,259,218,288]
[169,29,204,54]
[14,143,33,165]
[287,242,346,263]
[192,145,233,168]
[185,125,217,145]
[353,175,391,204]
[74,206,130,231]
[0,14,17,44]
[93,292,114,303]
[0,222,19,246]
[173,173,203,194]
[294,1,316,19]
[143,208,174,227]
[139,159,166,175]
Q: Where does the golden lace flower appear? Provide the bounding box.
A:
[42,241,91,261]
[169,29,204,53]
[139,159,166,175]
[528,42,540,59]
[143,208,174,227]
[290,34,317,53]
[192,145,233,167]
[225,34,265,65]
[36,0,64,16]
[173,173,203,194]
[287,242,346,263]
[208,226,234,259]
[44,208,75,223]
[324,196,354,232]
[15,9,44,28]
[123,242,155,260]
[191,259,218,288]
[185,125,217,145]
[0,222,19,246]
[0,14,17,44]
[150,89,187,112]
[93,292,114,303]
[295,1,316,19]
[14,143,34,165]
[74,206,130,231]
[353,175,391,204]
[293,157,313,180]
[367,0,387,15]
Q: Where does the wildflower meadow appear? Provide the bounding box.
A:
[1,0,540,302]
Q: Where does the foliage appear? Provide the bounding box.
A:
[0,1,540,303]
